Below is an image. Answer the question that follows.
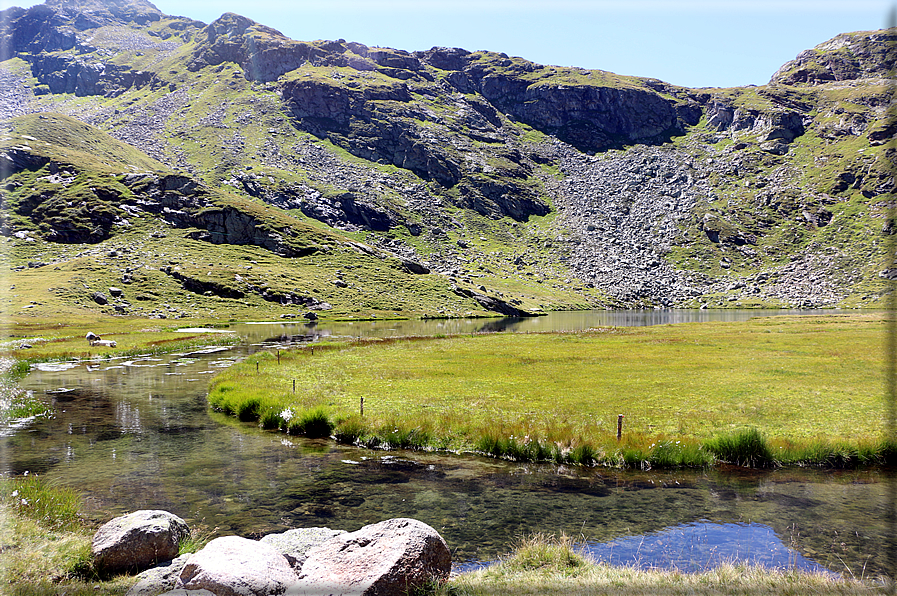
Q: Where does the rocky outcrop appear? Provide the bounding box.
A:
[297,518,452,596]
[0,1,170,96]
[176,536,299,596]
[91,510,190,573]
[187,13,317,82]
[27,53,157,97]
[770,29,897,85]
[705,101,806,144]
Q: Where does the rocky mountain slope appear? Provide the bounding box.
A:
[1,0,893,320]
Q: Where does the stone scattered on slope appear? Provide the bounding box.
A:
[176,535,298,596]
[296,518,451,595]
[92,510,190,573]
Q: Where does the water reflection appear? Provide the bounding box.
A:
[229,308,847,342]
[1,309,885,577]
[584,521,832,573]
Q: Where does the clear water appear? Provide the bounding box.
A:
[3,309,888,576]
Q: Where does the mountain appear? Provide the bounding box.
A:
[1,0,894,320]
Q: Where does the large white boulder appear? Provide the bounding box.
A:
[294,518,451,595]
[177,535,298,596]
[259,527,347,570]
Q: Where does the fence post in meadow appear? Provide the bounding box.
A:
[256,361,259,373]
[617,414,624,441]
[277,350,280,364]
[293,379,296,393]
[360,396,364,417]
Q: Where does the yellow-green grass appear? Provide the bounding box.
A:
[441,533,884,596]
[0,476,135,595]
[208,314,890,467]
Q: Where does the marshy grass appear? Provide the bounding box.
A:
[0,473,83,531]
[208,314,890,469]
[0,475,134,595]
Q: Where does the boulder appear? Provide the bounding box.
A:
[126,554,190,596]
[92,292,108,305]
[260,527,347,570]
[92,510,190,573]
[177,536,298,596]
[295,518,451,595]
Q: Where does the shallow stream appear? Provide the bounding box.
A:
[3,309,890,576]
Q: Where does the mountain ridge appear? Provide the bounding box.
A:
[1,0,893,320]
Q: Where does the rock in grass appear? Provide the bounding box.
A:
[177,535,298,596]
[92,510,190,573]
[260,527,347,570]
[92,292,108,305]
[126,554,190,596]
[295,518,451,595]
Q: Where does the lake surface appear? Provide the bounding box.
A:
[3,309,889,576]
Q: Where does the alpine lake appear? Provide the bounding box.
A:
[3,310,891,577]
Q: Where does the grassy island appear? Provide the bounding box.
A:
[208,313,893,468]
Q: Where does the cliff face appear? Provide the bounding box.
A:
[1,0,894,316]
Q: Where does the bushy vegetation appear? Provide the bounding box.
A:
[208,314,889,468]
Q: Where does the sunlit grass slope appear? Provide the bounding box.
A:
[209,314,890,467]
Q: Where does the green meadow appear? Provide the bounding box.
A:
[208,313,893,468]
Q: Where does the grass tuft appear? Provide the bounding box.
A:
[704,428,777,468]
[286,406,334,438]
[500,533,586,573]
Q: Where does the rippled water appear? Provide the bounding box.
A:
[2,309,889,575]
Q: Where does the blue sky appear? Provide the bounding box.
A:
[3,0,894,88]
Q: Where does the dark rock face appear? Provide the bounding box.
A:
[482,78,686,152]
[27,53,156,97]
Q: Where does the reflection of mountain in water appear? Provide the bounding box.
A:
[585,521,833,573]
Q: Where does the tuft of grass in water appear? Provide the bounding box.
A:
[704,428,777,468]
[286,406,334,438]
[500,533,586,573]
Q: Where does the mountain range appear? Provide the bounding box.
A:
[1,0,894,320]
